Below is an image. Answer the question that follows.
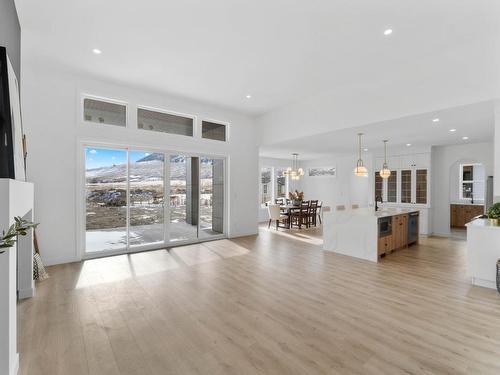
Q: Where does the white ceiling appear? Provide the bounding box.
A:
[259,101,495,160]
[15,0,500,116]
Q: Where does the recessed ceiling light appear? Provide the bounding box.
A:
[363,148,368,152]
[92,48,102,54]
[246,94,252,99]
[406,143,411,147]
[384,29,393,36]
[432,118,440,123]
[449,128,457,132]
[462,136,469,140]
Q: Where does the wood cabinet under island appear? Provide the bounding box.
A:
[323,207,419,263]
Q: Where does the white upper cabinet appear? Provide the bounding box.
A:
[387,156,401,170]
[416,153,431,168]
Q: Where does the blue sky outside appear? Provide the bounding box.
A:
[85,147,157,169]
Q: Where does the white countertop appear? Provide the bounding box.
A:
[329,207,419,219]
[465,218,500,229]
[450,202,485,206]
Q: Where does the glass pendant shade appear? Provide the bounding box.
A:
[354,163,368,177]
[380,140,391,179]
[354,133,368,177]
[379,166,391,178]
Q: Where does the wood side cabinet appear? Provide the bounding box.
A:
[450,204,484,228]
[378,214,410,257]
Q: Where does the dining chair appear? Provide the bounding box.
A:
[291,201,310,229]
[317,201,323,224]
[309,200,319,227]
[352,204,359,209]
[267,204,289,230]
[336,205,346,211]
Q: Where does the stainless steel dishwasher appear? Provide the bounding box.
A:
[408,212,419,244]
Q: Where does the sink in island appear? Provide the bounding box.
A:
[323,207,419,262]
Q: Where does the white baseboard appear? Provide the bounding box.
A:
[11,353,19,375]
[18,287,35,299]
[228,230,258,239]
[42,255,80,266]
[472,277,497,290]
[430,232,451,238]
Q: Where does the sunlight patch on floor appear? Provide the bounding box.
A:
[266,227,323,245]
[75,240,249,288]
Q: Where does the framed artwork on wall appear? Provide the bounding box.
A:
[0,46,25,181]
[308,166,336,177]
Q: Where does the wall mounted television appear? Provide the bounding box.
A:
[0,46,25,180]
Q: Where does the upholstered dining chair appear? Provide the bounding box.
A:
[352,204,359,209]
[336,205,346,211]
[267,204,289,230]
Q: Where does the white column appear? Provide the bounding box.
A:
[494,100,500,201]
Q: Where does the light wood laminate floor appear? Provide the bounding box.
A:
[18,226,500,375]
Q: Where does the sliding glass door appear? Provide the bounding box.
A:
[85,147,128,253]
[83,146,225,256]
[129,151,165,248]
[199,157,224,239]
[169,154,198,242]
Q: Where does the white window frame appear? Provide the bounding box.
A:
[259,166,290,207]
[260,166,273,207]
[459,163,483,201]
[136,105,196,138]
[200,118,230,143]
[80,94,129,128]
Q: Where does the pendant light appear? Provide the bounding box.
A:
[284,153,304,180]
[379,140,391,179]
[354,133,368,177]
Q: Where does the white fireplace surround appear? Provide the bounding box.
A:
[0,179,34,375]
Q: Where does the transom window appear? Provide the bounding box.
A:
[138,107,194,136]
[83,97,127,127]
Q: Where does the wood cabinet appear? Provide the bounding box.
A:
[450,204,484,228]
[378,214,411,257]
[393,214,408,249]
[378,233,394,257]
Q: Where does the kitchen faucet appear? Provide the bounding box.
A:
[375,196,383,211]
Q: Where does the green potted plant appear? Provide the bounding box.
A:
[0,216,38,254]
[487,203,500,225]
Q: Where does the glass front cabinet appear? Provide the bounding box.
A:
[374,153,430,206]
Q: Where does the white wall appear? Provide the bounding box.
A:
[431,142,493,236]
[494,100,500,199]
[297,155,373,209]
[21,59,259,266]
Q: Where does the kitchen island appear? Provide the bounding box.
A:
[465,218,500,289]
[323,207,419,262]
